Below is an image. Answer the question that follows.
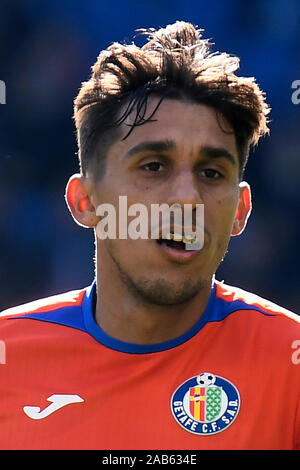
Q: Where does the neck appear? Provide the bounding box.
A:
[94,251,213,345]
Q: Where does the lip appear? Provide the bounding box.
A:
[155,239,202,264]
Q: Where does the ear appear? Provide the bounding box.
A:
[231,181,252,237]
[65,174,99,228]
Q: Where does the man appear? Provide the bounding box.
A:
[0,21,299,450]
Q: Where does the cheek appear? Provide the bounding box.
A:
[105,238,147,258]
[205,195,238,239]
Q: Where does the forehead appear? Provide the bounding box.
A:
[113,97,238,161]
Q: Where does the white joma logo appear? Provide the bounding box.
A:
[23,394,84,419]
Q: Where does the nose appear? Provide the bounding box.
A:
[166,168,201,209]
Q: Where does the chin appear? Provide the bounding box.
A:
[106,240,208,305]
[129,276,206,306]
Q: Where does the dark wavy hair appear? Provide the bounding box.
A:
[74,21,270,179]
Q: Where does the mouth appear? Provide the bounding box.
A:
[156,232,202,263]
[157,232,202,251]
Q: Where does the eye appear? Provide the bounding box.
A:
[142,161,164,172]
[200,169,223,179]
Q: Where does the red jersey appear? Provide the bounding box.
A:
[0,279,299,450]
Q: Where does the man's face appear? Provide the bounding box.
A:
[87,98,249,305]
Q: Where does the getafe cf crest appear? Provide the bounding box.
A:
[171,372,240,435]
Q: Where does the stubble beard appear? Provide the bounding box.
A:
[106,241,207,306]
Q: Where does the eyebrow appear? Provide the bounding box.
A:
[124,140,237,167]
[124,140,175,160]
[200,146,237,167]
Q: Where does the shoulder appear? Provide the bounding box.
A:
[0,287,87,320]
[214,281,300,369]
[215,279,300,325]
[0,286,90,346]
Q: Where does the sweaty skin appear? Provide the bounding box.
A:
[66,99,251,344]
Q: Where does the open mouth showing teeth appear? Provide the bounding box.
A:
[157,238,186,250]
[157,233,200,251]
